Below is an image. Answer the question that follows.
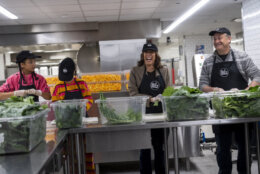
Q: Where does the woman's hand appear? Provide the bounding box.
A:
[27,89,42,96]
[14,90,27,97]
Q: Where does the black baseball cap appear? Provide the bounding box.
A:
[142,43,158,52]
[209,27,231,36]
[58,57,76,81]
[16,50,41,63]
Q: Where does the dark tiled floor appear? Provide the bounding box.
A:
[98,150,259,174]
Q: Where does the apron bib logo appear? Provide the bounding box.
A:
[150,81,160,90]
[219,68,229,77]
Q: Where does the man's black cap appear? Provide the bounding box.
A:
[58,57,76,81]
[142,43,158,52]
[209,27,231,36]
[16,50,41,63]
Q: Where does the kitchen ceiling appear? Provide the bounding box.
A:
[0,0,243,35]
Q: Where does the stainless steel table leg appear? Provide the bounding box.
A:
[172,127,179,174]
[80,134,86,174]
[70,134,75,174]
[164,128,169,174]
[95,163,100,174]
[255,122,260,173]
[75,133,82,174]
[244,123,251,174]
[66,136,70,174]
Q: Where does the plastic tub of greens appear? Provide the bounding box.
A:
[0,96,49,154]
[162,86,210,121]
[163,94,210,121]
[212,92,260,118]
[51,99,87,129]
[96,95,147,125]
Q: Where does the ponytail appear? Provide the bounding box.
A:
[18,63,27,84]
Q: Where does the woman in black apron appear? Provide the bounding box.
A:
[0,50,51,101]
[54,57,93,117]
[129,42,170,174]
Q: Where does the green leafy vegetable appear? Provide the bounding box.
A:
[163,86,209,121]
[99,93,142,124]
[53,100,84,129]
[212,87,260,118]
[0,96,48,154]
[153,100,159,107]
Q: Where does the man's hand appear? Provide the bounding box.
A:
[14,90,27,97]
[27,89,42,96]
[213,87,224,92]
[230,88,239,91]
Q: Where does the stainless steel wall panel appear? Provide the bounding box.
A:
[0,23,99,34]
[85,129,152,153]
[0,20,161,46]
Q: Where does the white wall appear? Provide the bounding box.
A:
[158,35,186,85]
[242,0,260,67]
[184,35,213,87]
[0,54,5,80]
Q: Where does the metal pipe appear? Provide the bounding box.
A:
[244,123,251,174]
[172,127,179,174]
[65,136,70,174]
[75,133,82,174]
[80,134,86,174]
[255,122,260,173]
[70,135,75,174]
[164,128,169,174]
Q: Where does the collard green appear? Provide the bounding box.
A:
[98,94,142,124]
[212,86,260,118]
[162,86,209,121]
[53,100,84,129]
[0,96,48,154]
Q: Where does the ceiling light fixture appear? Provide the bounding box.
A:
[231,38,243,43]
[163,0,210,34]
[0,5,18,19]
[232,18,242,22]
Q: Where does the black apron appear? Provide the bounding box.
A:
[138,68,166,114]
[211,50,248,133]
[64,79,88,117]
[19,74,39,102]
[210,50,248,91]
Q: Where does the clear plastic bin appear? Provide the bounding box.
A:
[163,95,210,121]
[0,109,49,154]
[142,97,167,122]
[51,99,87,129]
[96,96,147,125]
[211,92,260,118]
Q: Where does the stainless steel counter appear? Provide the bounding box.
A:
[0,117,260,174]
[71,117,260,133]
[70,117,260,174]
[0,130,68,174]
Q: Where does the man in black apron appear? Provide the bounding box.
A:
[199,27,260,174]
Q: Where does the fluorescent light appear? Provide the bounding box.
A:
[163,0,210,34]
[232,18,242,23]
[63,48,72,51]
[231,38,243,43]
[0,5,18,19]
[44,50,63,53]
[35,50,43,52]
[243,10,260,20]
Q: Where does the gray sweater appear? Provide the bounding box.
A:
[199,48,260,90]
